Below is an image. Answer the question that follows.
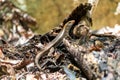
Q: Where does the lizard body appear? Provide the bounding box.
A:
[35,20,75,70]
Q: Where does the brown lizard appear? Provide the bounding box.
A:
[35,20,75,70]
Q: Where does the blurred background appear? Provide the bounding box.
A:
[12,0,120,34]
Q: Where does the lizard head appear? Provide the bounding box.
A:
[63,20,75,29]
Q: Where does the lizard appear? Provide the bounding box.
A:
[35,20,75,70]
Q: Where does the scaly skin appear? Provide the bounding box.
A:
[35,20,75,70]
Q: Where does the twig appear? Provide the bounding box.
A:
[91,33,116,38]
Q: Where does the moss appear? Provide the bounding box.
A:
[14,0,120,33]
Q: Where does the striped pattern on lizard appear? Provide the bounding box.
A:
[35,20,75,70]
